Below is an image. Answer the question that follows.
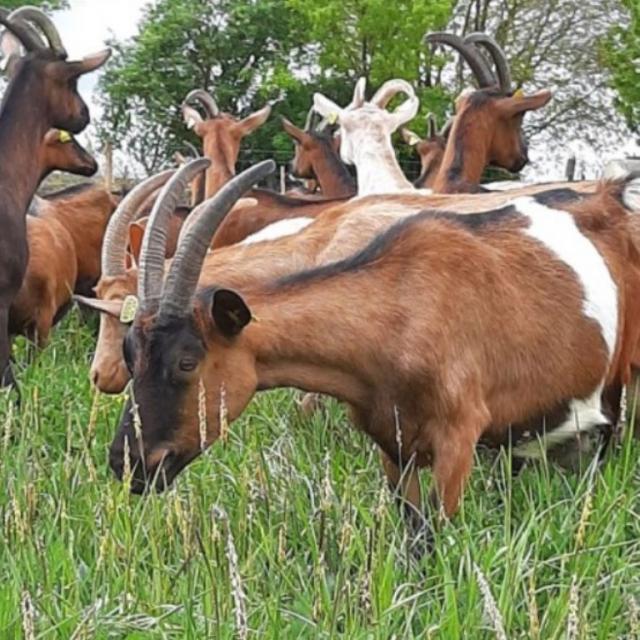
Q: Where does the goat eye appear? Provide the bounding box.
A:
[179,357,198,373]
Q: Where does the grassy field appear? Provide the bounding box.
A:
[1,313,639,639]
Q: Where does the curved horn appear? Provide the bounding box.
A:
[371,79,416,109]
[0,13,44,53]
[304,106,319,132]
[426,113,437,138]
[425,32,495,88]
[184,89,219,119]
[347,77,366,110]
[183,141,201,158]
[8,6,66,57]
[159,160,276,317]
[102,170,176,277]
[138,158,211,314]
[464,32,512,93]
[439,116,455,138]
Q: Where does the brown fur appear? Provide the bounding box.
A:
[111,182,640,522]
[188,108,271,198]
[89,181,600,395]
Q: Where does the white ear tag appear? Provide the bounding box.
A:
[408,132,421,145]
[120,295,139,324]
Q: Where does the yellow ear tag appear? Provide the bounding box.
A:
[58,130,72,143]
[408,132,421,146]
[513,88,524,99]
[120,295,139,324]
[327,112,338,125]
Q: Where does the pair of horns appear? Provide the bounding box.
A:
[426,113,454,139]
[110,159,274,316]
[425,31,512,93]
[183,88,220,119]
[0,6,67,59]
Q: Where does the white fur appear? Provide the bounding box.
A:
[514,196,618,359]
[512,386,607,458]
[241,217,313,245]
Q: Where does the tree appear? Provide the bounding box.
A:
[0,1,67,9]
[444,0,633,177]
[97,0,455,176]
[602,0,640,133]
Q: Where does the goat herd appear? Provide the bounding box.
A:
[0,7,639,549]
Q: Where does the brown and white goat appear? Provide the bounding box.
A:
[109,165,640,545]
[0,8,110,385]
[181,88,271,198]
[82,166,601,397]
[281,109,355,198]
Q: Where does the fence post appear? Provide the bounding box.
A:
[280,165,286,194]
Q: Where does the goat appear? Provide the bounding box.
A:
[8,130,117,346]
[108,164,640,554]
[402,114,451,189]
[281,108,355,198]
[181,88,271,199]
[0,8,110,385]
[313,78,421,195]
[424,32,551,193]
[80,165,603,397]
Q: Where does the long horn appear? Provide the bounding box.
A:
[183,141,201,158]
[0,13,44,53]
[304,106,319,132]
[101,170,176,277]
[425,32,495,88]
[184,89,219,119]
[371,79,416,109]
[464,32,512,93]
[138,158,211,314]
[159,160,276,317]
[426,113,437,138]
[8,6,66,57]
[439,116,455,138]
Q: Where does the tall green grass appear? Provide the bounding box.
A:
[1,313,639,638]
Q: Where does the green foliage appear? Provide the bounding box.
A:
[97,0,454,174]
[0,0,67,9]
[603,0,640,132]
[1,314,640,636]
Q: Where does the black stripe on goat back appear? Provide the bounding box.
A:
[531,188,584,207]
[276,205,522,290]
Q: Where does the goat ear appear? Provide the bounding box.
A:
[210,288,252,337]
[313,93,343,124]
[235,105,271,136]
[182,105,203,130]
[127,221,146,267]
[73,295,123,318]
[281,116,306,143]
[401,128,421,146]
[497,89,552,117]
[65,48,112,77]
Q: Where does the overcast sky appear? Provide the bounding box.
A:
[52,0,148,118]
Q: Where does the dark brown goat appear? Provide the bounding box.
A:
[9,131,116,346]
[109,165,640,550]
[281,112,355,198]
[0,9,109,384]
